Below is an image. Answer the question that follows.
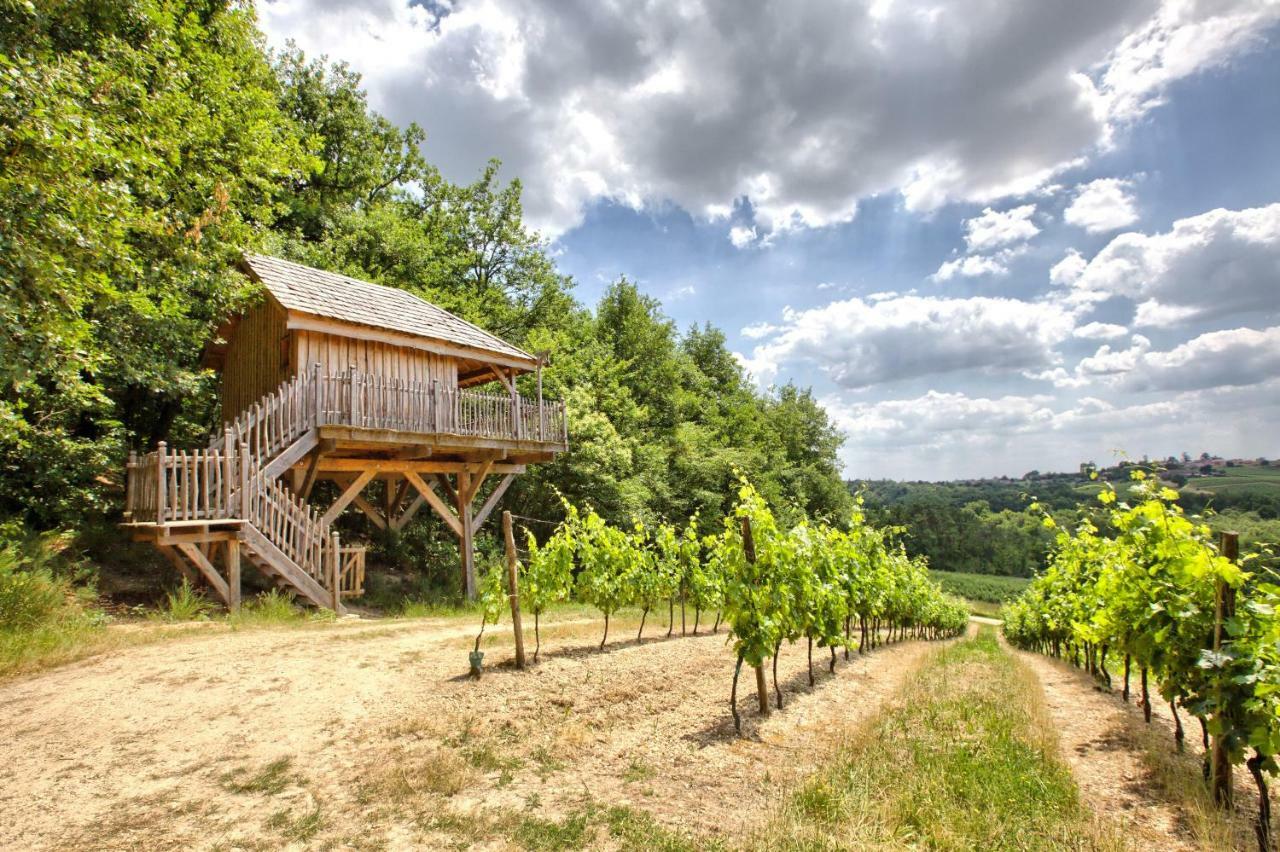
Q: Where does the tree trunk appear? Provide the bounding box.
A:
[637,607,648,642]
[681,593,687,635]
[755,664,769,715]
[534,611,541,663]
[1141,667,1151,723]
[1248,751,1272,852]
[713,611,721,633]
[829,645,836,674]
[693,607,700,635]
[730,654,744,735]
[1171,700,1184,751]
[1123,653,1131,701]
[843,616,851,661]
[772,639,783,710]
[667,597,674,637]
[807,636,814,687]
[600,611,610,651]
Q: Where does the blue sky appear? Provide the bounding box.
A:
[260,0,1280,480]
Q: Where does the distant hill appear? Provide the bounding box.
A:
[851,454,1279,579]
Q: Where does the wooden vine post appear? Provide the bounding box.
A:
[741,516,770,717]
[1211,530,1239,809]
[503,510,526,670]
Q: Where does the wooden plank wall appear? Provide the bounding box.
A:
[221,301,289,423]
[292,330,459,388]
[221,313,462,423]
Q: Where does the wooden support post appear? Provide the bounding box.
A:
[1211,530,1240,808]
[225,538,241,614]
[177,542,230,604]
[329,531,341,614]
[321,469,376,525]
[458,471,476,599]
[741,516,770,716]
[384,476,400,521]
[156,441,167,526]
[503,510,526,670]
[158,544,196,587]
[473,473,516,529]
[298,450,322,501]
[402,471,462,537]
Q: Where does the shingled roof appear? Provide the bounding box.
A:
[240,254,536,365]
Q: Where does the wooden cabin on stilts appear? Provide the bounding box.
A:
[123,254,568,612]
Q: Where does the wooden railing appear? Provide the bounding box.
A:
[126,444,236,524]
[314,368,567,445]
[242,468,335,586]
[338,547,365,598]
[124,366,567,604]
[215,370,317,463]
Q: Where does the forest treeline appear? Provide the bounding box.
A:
[0,0,851,588]
[862,477,1280,578]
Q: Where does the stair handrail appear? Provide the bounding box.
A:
[238,444,335,586]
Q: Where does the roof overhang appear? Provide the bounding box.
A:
[283,311,539,375]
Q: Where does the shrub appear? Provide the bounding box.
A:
[0,546,68,629]
[0,531,90,630]
[155,580,216,622]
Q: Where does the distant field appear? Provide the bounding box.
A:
[929,570,1030,605]
[1182,466,1280,497]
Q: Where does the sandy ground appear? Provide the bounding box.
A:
[0,615,936,850]
[1019,649,1264,851]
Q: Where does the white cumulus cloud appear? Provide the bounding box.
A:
[1069,202,1280,326]
[738,294,1077,389]
[728,225,758,249]
[964,205,1042,251]
[258,0,1280,235]
[1073,321,1130,340]
[1064,178,1140,232]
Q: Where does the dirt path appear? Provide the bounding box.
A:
[0,616,937,850]
[1017,649,1263,851]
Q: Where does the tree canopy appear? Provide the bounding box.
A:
[0,0,851,578]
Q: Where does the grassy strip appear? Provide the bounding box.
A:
[929,569,1030,604]
[753,626,1124,851]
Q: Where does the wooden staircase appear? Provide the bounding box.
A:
[125,371,365,612]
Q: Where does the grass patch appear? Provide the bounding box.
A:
[0,617,108,679]
[754,627,1124,851]
[265,804,324,843]
[508,804,706,852]
[358,745,474,810]
[604,805,709,851]
[220,757,299,795]
[227,589,333,628]
[153,580,217,622]
[512,810,593,851]
[622,758,655,783]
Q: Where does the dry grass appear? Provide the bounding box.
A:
[1121,704,1249,849]
[752,627,1128,851]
